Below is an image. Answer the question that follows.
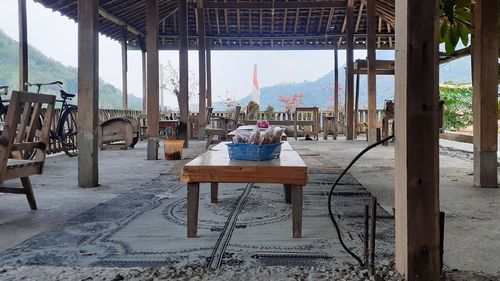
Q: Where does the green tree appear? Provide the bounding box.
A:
[439,83,473,130]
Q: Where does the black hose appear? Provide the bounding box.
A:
[328,135,395,266]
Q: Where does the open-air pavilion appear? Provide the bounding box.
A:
[1,0,499,280]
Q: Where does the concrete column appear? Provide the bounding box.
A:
[473,0,498,188]
[394,0,440,279]
[77,0,99,187]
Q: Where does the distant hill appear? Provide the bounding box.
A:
[0,30,142,109]
[215,51,472,111]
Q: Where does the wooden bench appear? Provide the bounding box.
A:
[180,142,308,238]
[0,91,56,210]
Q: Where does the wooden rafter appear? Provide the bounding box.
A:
[355,2,364,32]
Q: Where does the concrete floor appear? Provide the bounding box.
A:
[0,137,498,275]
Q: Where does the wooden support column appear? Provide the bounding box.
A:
[333,47,339,140]
[367,0,377,145]
[394,0,440,279]
[206,41,212,108]
[197,0,207,139]
[18,0,28,91]
[179,0,189,147]
[354,62,360,139]
[473,0,498,188]
[345,0,354,140]
[121,25,128,110]
[146,0,160,160]
[77,0,99,187]
[139,36,147,113]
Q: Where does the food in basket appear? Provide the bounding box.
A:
[233,126,284,145]
[256,119,270,128]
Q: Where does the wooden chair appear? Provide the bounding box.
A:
[205,106,241,148]
[0,91,56,210]
[293,107,320,140]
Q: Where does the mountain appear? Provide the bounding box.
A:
[0,30,142,109]
[215,51,472,111]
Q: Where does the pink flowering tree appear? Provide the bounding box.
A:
[322,82,344,112]
[278,93,304,113]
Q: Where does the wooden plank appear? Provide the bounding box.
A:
[141,49,147,113]
[394,0,440,279]
[333,47,339,140]
[180,150,308,185]
[291,185,302,238]
[179,0,189,147]
[345,0,354,140]
[354,61,360,139]
[98,7,144,37]
[187,183,200,237]
[121,25,128,110]
[367,0,377,145]
[198,1,207,139]
[18,0,28,91]
[77,0,99,187]
[146,0,160,160]
[472,0,498,188]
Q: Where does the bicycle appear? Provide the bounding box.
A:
[25,81,78,157]
[0,85,9,119]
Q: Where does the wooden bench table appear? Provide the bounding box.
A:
[180,142,307,238]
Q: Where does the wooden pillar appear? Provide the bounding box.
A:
[77,0,99,187]
[206,41,212,108]
[367,0,377,145]
[121,25,128,110]
[473,0,498,188]
[345,0,354,140]
[139,36,147,113]
[146,0,160,160]
[18,0,28,91]
[354,62,360,139]
[333,47,339,140]
[394,0,440,279]
[142,51,147,113]
[178,0,189,147]
[197,0,207,139]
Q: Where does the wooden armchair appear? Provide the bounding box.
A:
[0,91,56,210]
[205,106,241,148]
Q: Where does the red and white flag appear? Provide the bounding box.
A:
[251,64,260,105]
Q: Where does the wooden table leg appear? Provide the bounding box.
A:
[211,183,218,203]
[291,185,303,238]
[283,184,291,203]
[187,183,200,238]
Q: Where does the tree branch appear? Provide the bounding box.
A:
[439,46,471,64]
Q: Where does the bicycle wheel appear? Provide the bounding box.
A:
[60,106,78,157]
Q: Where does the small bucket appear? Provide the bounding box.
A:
[163,139,184,160]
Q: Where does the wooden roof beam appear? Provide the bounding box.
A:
[204,1,348,9]
[355,2,364,32]
[98,7,144,37]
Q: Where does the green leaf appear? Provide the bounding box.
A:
[456,0,471,8]
[449,24,460,46]
[457,22,470,46]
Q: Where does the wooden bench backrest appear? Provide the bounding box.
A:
[0,91,56,183]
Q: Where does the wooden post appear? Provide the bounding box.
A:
[206,41,212,108]
[333,47,339,140]
[146,0,160,160]
[18,0,28,91]
[367,0,377,145]
[179,0,189,147]
[394,0,440,280]
[473,0,498,188]
[121,25,128,110]
[139,36,147,113]
[197,0,207,139]
[345,0,354,140]
[77,0,99,187]
[354,62,360,139]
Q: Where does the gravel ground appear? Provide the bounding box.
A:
[0,261,498,281]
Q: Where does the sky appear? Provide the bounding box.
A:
[0,0,383,108]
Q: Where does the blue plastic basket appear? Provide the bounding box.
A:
[226,142,282,161]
